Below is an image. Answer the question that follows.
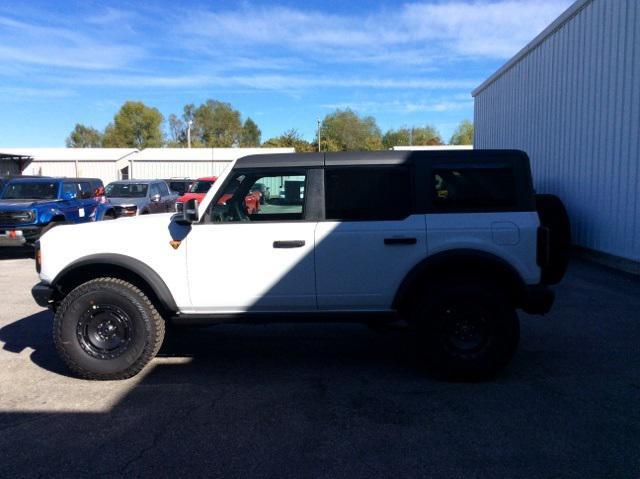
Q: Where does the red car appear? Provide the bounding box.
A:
[177,176,261,214]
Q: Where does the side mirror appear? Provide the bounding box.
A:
[62,191,77,200]
[150,194,161,203]
[176,198,199,224]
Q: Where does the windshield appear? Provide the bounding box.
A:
[105,183,148,198]
[168,181,190,195]
[2,182,58,200]
[189,180,215,194]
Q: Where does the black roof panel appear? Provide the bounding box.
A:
[235,149,528,168]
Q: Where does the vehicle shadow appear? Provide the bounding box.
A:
[0,245,33,260]
[0,308,425,381]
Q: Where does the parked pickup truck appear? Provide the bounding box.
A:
[32,150,570,381]
[0,176,115,245]
[176,176,261,215]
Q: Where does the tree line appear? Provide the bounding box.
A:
[66,100,474,151]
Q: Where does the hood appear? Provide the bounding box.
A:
[177,192,205,203]
[107,197,148,208]
[0,198,55,209]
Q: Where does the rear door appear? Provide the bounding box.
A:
[314,165,427,310]
[157,181,174,212]
[77,181,97,222]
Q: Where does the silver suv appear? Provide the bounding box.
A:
[105,180,177,217]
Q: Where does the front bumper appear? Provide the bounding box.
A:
[32,282,55,308]
[520,285,555,315]
[0,225,42,244]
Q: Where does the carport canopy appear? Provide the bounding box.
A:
[0,153,33,175]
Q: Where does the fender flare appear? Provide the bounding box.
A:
[392,249,527,310]
[52,253,178,313]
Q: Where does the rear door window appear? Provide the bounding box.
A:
[324,166,412,221]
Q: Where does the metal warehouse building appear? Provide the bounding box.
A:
[473,0,639,272]
[0,147,294,184]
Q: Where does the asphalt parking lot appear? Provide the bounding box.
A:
[0,247,638,478]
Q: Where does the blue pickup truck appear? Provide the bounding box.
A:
[0,177,116,245]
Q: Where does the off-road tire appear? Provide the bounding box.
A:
[53,277,165,380]
[39,220,67,237]
[412,281,519,381]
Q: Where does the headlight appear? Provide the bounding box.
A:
[12,210,35,222]
[115,205,137,216]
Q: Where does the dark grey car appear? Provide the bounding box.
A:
[105,180,178,217]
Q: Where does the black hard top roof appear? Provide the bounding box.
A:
[235,149,529,169]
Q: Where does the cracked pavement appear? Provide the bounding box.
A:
[0,247,639,478]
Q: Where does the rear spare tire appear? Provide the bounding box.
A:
[53,277,165,380]
[535,194,571,284]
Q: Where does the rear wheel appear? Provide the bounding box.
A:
[411,281,519,381]
[53,278,165,380]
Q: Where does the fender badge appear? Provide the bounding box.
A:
[169,240,182,250]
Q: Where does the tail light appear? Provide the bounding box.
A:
[34,240,41,273]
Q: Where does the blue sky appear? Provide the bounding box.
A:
[0,0,572,146]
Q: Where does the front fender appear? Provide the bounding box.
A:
[35,206,62,224]
[94,203,115,221]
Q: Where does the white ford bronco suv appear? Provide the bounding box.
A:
[32,150,570,380]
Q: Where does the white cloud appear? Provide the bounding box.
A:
[60,73,481,91]
[0,86,73,100]
[0,14,144,70]
[321,99,474,114]
[181,1,572,62]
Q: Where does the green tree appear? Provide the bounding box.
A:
[449,119,474,145]
[167,114,186,147]
[319,109,382,151]
[240,117,262,147]
[192,100,242,147]
[382,125,443,148]
[263,129,315,152]
[65,124,103,148]
[102,101,164,148]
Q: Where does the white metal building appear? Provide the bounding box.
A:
[0,147,294,184]
[473,0,639,270]
[124,148,293,180]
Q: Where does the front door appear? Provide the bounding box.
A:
[186,169,317,313]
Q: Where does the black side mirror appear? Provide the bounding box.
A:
[177,198,199,224]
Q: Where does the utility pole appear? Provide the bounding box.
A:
[409,127,413,146]
[187,120,193,148]
[317,119,321,152]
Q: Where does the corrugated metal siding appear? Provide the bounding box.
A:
[130,161,232,180]
[20,160,234,184]
[474,0,640,262]
[22,161,121,183]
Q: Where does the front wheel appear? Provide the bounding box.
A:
[411,281,519,381]
[53,278,165,380]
